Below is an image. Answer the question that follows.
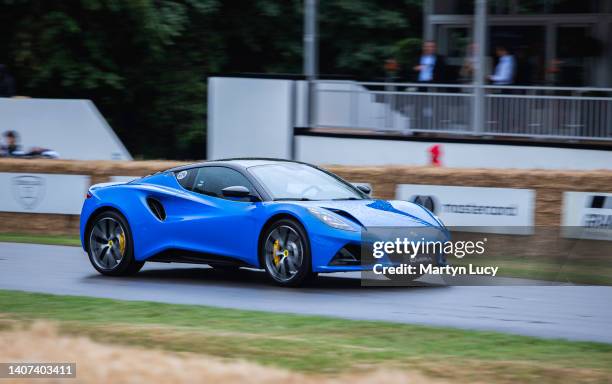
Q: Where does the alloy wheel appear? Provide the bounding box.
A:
[89,217,127,271]
[264,225,304,283]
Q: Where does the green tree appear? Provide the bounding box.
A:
[0,0,422,159]
[319,0,422,79]
[1,0,218,158]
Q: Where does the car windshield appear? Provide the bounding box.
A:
[248,163,364,201]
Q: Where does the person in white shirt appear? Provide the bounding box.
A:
[489,46,515,85]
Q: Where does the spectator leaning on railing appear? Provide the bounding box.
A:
[1,130,60,158]
[0,130,19,156]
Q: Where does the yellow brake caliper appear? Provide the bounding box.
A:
[118,232,126,256]
[273,240,280,265]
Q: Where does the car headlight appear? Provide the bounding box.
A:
[307,207,357,231]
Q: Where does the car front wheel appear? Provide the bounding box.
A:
[261,218,314,287]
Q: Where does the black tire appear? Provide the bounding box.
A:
[86,210,144,276]
[260,218,315,287]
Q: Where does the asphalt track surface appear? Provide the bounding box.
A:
[1,242,612,343]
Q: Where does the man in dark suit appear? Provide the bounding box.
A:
[413,41,447,84]
[410,41,448,130]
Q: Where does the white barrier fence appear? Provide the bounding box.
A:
[0,173,132,215]
[314,81,612,141]
[3,169,611,241]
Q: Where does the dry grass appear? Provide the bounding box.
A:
[64,321,612,384]
[0,322,448,384]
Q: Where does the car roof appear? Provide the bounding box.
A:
[165,158,306,173]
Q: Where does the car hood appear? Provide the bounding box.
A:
[293,199,441,228]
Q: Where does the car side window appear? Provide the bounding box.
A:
[192,166,256,201]
[174,168,197,190]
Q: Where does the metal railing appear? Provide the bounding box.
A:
[313,80,612,141]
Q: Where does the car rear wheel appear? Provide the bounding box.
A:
[261,219,315,287]
[87,210,144,276]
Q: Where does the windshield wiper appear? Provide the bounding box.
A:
[330,197,362,201]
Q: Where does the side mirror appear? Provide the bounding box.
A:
[353,183,372,196]
[222,185,251,198]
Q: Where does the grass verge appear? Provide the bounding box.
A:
[453,256,612,285]
[0,290,611,383]
[0,232,80,247]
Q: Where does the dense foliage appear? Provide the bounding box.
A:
[0,0,422,159]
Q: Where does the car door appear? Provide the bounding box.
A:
[173,166,261,265]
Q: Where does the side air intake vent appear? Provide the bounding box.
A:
[329,244,361,266]
[147,197,166,221]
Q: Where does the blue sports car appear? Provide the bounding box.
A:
[80,159,446,286]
